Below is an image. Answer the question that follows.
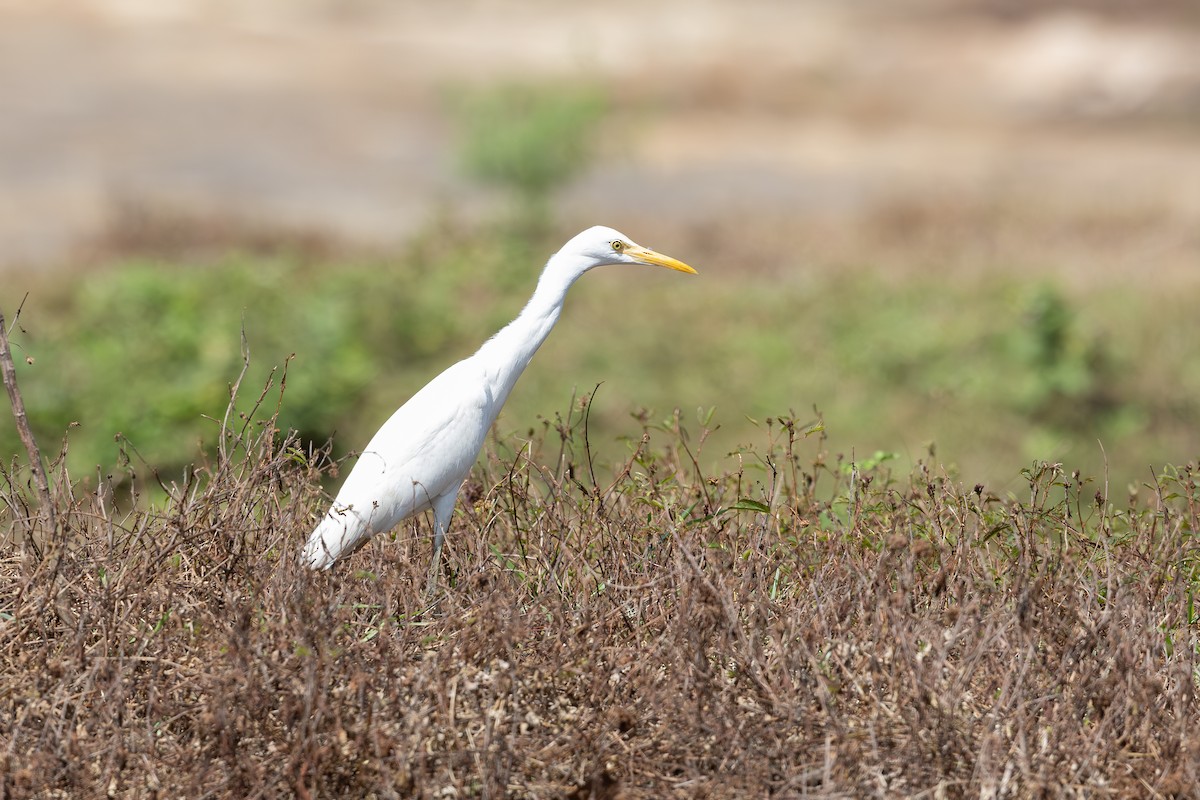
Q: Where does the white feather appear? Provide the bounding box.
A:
[301,226,697,592]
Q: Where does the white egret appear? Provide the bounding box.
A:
[302,226,696,593]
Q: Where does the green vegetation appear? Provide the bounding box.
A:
[10,258,376,471]
[449,82,606,206]
[2,222,551,479]
[4,236,1197,491]
[6,79,1194,491]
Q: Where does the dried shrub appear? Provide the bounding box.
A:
[1,388,1198,798]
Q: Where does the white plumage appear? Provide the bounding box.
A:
[302,226,696,593]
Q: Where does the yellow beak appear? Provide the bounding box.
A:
[627,244,698,275]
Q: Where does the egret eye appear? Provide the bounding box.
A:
[611,240,625,252]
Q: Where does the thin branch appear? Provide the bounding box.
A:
[0,307,56,539]
[0,305,76,629]
[582,381,602,496]
[219,322,252,464]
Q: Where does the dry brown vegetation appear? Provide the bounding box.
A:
[2,378,1199,799]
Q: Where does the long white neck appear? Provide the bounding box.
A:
[473,257,584,407]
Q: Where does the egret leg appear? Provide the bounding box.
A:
[424,489,460,599]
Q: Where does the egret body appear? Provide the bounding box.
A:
[302,226,696,593]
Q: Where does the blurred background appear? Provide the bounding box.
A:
[2,0,1199,493]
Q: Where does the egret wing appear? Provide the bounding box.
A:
[303,357,496,567]
[346,358,494,528]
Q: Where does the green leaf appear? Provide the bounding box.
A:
[729,498,771,513]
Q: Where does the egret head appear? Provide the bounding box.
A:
[557,225,698,276]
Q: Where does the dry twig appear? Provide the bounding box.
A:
[0,303,56,546]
